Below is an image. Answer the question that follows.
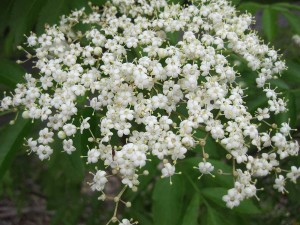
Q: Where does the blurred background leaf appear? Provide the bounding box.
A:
[262,6,278,42]
[0,117,32,181]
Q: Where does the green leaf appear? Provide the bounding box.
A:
[166,31,181,46]
[270,5,291,13]
[0,59,25,87]
[169,0,185,4]
[262,7,277,42]
[50,203,83,225]
[201,187,227,207]
[208,159,232,175]
[131,210,153,225]
[70,0,89,8]
[229,0,241,6]
[37,0,107,34]
[36,0,69,35]
[291,88,300,96]
[238,3,265,13]
[6,0,45,54]
[283,60,300,83]
[193,129,223,159]
[152,175,185,225]
[282,12,300,34]
[0,117,32,181]
[182,194,201,225]
[233,199,261,215]
[206,205,229,225]
[70,132,86,181]
[0,0,14,35]
[48,137,85,183]
[269,79,289,90]
[290,89,300,117]
[42,138,85,225]
[247,95,268,113]
[274,2,300,12]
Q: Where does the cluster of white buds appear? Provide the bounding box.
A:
[1,0,299,222]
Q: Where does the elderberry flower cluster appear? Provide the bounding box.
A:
[1,0,299,222]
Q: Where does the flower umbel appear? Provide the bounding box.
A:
[1,0,299,223]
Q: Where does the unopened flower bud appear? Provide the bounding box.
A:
[58,131,66,139]
[22,111,30,119]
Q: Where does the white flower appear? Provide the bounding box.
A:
[222,188,242,209]
[119,219,132,225]
[280,122,291,136]
[87,148,100,164]
[256,108,270,121]
[90,170,108,191]
[161,163,175,178]
[27,138,38,153]
[80,117,90,133]
[273,175,286,193]
[132,151,147,168]
[38,128,54,144]
[198,162,214,174]
[37,145,53,160]
[27,34,37,46]
[63,139,76,154]
[63,123,77,136]
[287,166,300,183]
